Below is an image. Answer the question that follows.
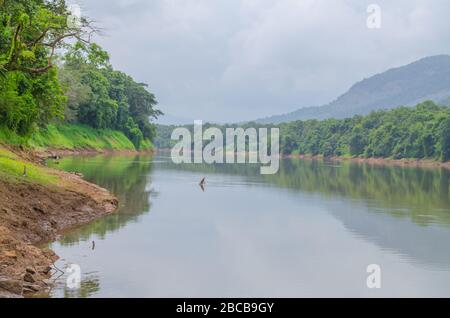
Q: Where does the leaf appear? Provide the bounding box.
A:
[21,50,35,61]
[0,65,6,79]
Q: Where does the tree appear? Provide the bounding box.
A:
[60,42,161,148]
[0,0,96,75]
[0,0,96,134]
[437,117,450,162]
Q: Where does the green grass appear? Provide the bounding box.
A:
[139,138,154,151]
[0,126,30,146]
[28,124,137,151]
[0,147,57,184]
[0,148,18,159]
[0,124,155,151]
[0,124,153,185]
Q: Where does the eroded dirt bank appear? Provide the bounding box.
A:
[284,154,450,169]
[33,148,154,161]
[0,151,118,298]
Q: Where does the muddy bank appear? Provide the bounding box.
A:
[0,153,118,298]
[284,154,450,169]
[33,148,154,161]
[157,148,450,170]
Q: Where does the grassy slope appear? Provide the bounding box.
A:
[0,124,153,151]
[0,147,58,184]
[0,124,153,189]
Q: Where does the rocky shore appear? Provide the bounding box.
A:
[0,148,118,298]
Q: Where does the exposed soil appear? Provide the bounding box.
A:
[0,149,118,298]
[33,148,154,162]
[284,154,450,169]
[157,148,450,170]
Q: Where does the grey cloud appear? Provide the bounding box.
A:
[73,0,450,122]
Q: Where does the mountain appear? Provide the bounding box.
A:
[257,55,450,124]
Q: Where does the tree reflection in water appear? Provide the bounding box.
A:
[49,154,157,245]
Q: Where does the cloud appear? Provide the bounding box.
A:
[74,0,450,122]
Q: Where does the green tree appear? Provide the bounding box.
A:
[61,42,161,148]
[437,117,450,162]
[0,0,96,134]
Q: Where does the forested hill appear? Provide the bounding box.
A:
[279,101,450,161]
[155,101,450,162]
[258,55,450,124]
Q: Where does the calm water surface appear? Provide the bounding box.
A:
[47,154,450,297]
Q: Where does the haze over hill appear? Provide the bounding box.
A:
[155,113,194,126]
[257,55,450,124]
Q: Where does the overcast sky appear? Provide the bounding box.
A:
[72,0,450,123]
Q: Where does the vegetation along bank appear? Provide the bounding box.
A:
[0,0,160,297]
[155,101,450,167]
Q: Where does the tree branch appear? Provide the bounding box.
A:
[29,27,50,48]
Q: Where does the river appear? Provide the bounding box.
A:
[46,154,450,297]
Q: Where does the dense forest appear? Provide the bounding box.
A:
[155,101,450,162]
[0,0,160,149]
[2,1,449,158]
[280,101,450,161]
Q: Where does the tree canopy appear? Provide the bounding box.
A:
[155,101,450,162]
[0,0,160,147]
[277,101,450,161]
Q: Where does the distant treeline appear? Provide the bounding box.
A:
[280,101,450,161]
[155,101,450,161]
[0,0,160,149]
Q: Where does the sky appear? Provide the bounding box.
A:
[70,0,450,123]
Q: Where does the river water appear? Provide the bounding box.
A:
[47,154,450,297]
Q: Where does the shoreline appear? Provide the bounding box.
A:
[0,146,123,298]
[32,147,155,161]
[2,147,448,297]
[284,154,450,169]
[157,148,450,170]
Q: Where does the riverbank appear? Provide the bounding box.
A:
[284,154,450,169]
[32,147,154,162]
[0,124,154,153]
[0,145,119,298]
[157,148,450,170]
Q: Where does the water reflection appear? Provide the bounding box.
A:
[156,157,450,270]
[330,202,450,270]
[158,157,450,227]
[47,154,450,297]
[63,275,101,298]
[49,155,156,245]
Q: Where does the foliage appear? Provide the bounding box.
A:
[0,123,154,151]
[59,43,162,149]
[0,1,160,150]
[0,146,57,184]
[437,117,450,161]
[280,101,450,161]
[0,0,94,135]
[277,101,449,161]
[28,124,138,150]
[155,101,450,162]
